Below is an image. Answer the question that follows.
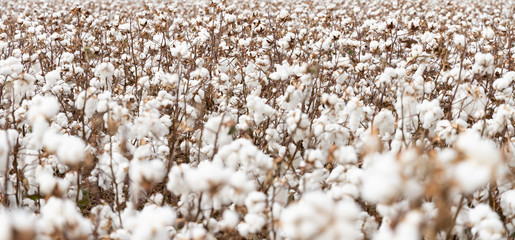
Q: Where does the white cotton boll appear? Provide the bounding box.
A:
[246,95,276,124]
[238,213,266,236]
[334,146,358,164]
[220,209,239,229]
[416,99,443,129]
[482,27,495,40]
[38,197,93,238]
[361,153,402,203]
[493,72,514,100]
[373,109,395,137]
[85,97,98,118]
[128,205,176,240]
[227,171,256,205]
[467,204,505,240]
[167,164,191,195]
[473,52,495,75]
[203,114,234,147]
[56,135,86,167]
[130,159,166,190]
[454,34,466,47]
[31,125,48,149]
[375,210,423,240]
[44,70,61,87]
[42,130,62,154]
[280,191,361,240]
[215,138,273,176]
[0,129,18,172]
[28,95,60,122]
[95,62,115,80]
[96,99,109,113]
[61,52,74,63]
[501,190,515,217]
[6,208,36,239]
[245,191,267,214]
[0,211,12,240]
[453,130,503,193]
[370,40,379,51]
[328,184,359,200]
[0,57,23,76]
[35,165,58,196]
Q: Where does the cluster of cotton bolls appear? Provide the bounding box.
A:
[0,0,515,239]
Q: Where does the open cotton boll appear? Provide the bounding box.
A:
[0,129,18,172]
[35,164,70,197]
[219,209,239,230]
[237,213,266,236]
[202,114,234,147]
[453,130,503,193]
[44,70,60,87]
[280,191,361,240]
[28,95,60,122]
[500,190,515,217]
[213,138,273,176]
[245,191,267,214]
[417,99,444,129]
[0,210,13,240]
[361,153,403,203]
[373,109,395,138]
[94,62,115,89]
[37,198,93,239]
[0,57,23,76]
[373,210,423,240]
[56,135,86,168]
[466,204,505,240]
[2,208,36,240]
[125,204,176,240]
[129,159,166,191]
[246,95,276,124]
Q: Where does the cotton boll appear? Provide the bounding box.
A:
[38,198,93,239]
[467,204,505,240]
[0,210,12,240]
[333,146,358,164]
[373,210,423,240]
[220,209,239,230]
[167,164,192,195]
[482,27,495,40]
[361,153,402,203]
[56,135,86,168]
[416,99,443,129]
[238,212,267,236]
[280,191,361,240]
[246,95,276,124]
[373,109,395,138]
[245,191,267,214]
[202,114,234,148]
[28,95,60,122]
[61,52,74,63]
[95,62,115,80]
[127,205,176,240]
[129,159,166,191]
[0,129,18,173]
[453,130,503,193]
[44,70,61,87]
[35,165,58,196]
[501,190,515,217]
[5,208,36,240]
[211,138,275,176]
[454,34,466,47]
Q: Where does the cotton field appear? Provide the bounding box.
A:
[0,0,514,239]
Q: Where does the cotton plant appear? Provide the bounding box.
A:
[280,191,363,240]
[0,0,515,239]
